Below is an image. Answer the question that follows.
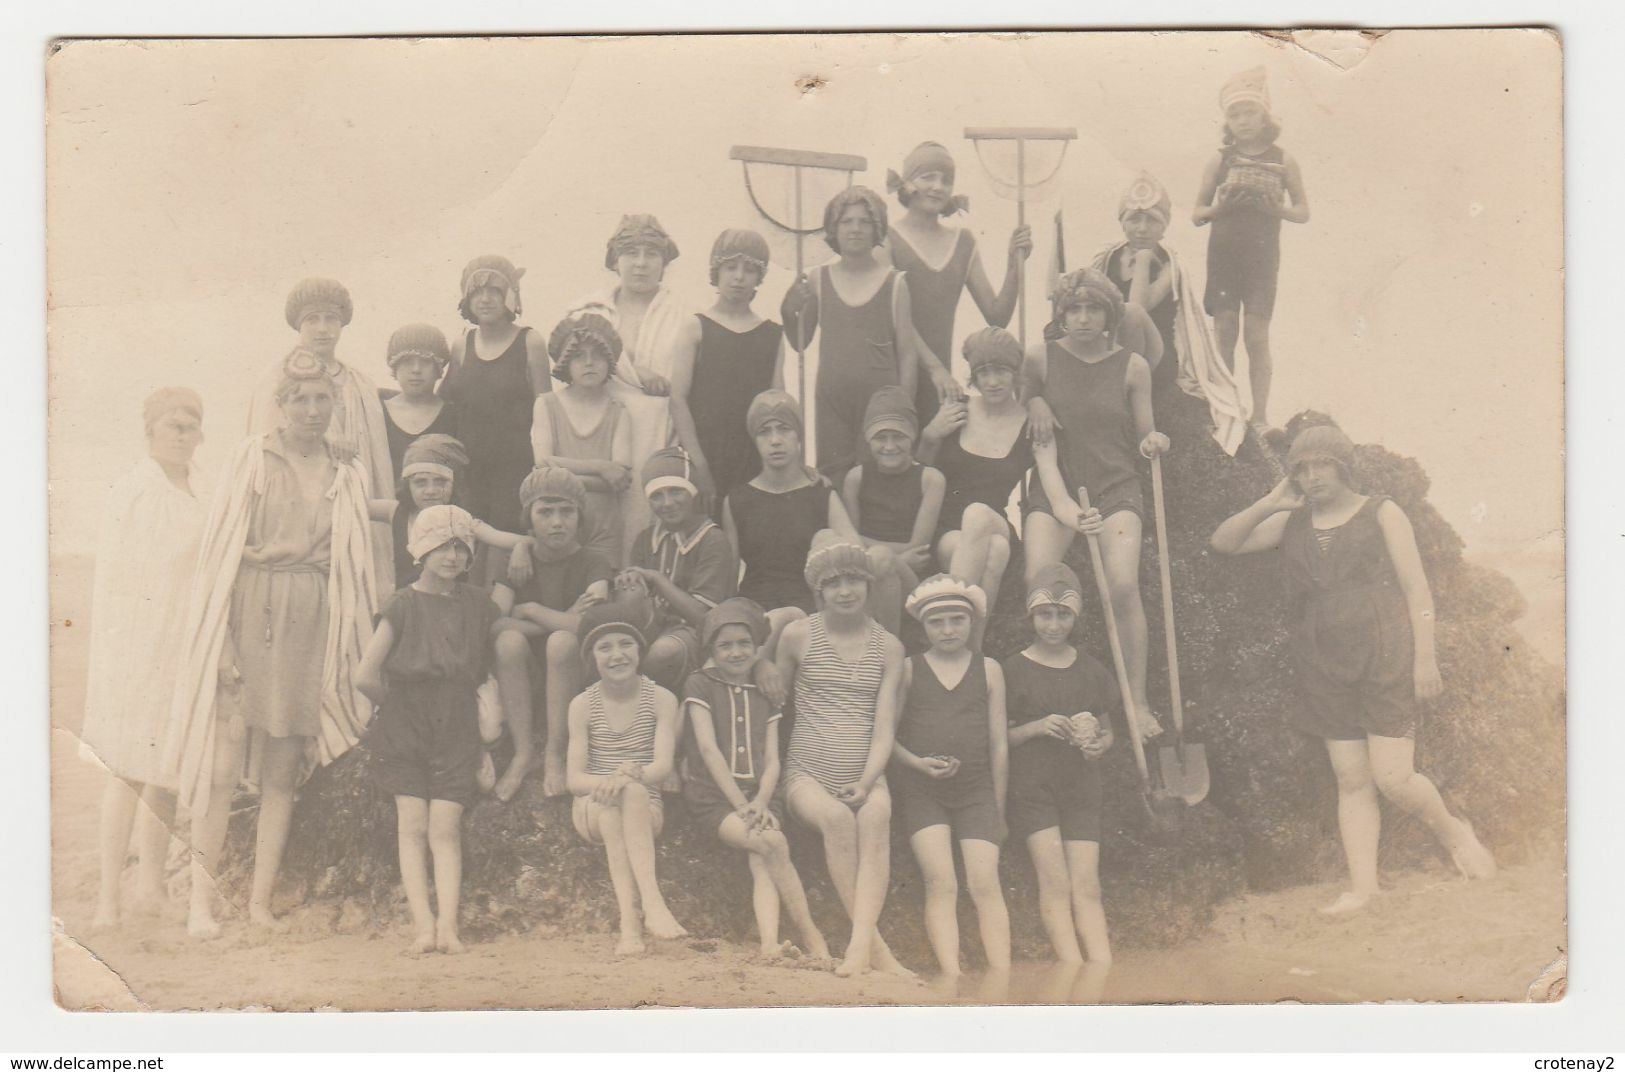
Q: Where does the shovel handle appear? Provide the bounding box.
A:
[1079,487,1152,786]
[1150,455,1186,738]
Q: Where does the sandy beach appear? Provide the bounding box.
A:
[49,553,1564,1011]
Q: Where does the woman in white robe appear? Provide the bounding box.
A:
[568,215,687,558]
[82,388,208,929]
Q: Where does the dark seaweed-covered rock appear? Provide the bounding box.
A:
[218,387,1563,968]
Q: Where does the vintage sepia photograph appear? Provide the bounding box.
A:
[44,28,1565,1013]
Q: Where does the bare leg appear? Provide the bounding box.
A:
[578,797,643,955]
[1323,738,1381,913]
[909,824,962,981]
[619,784,685,939]
[1021,511,1075,593]
[723,818,830,960]
[93,774,142,928]
[787,780,904,976]
[1026,828,1083,963]
[1242,312,1273,427]
[865,545,904,636]
[1368,734,1495,879]
[133,786,177,909]
[1062,839,1111,966]
[746,853,782,954]
[841,783,897,977]
[394,796,435,952]
[247,733,304,932]
[1100,511,1157,739]
[961,838,1011,975]
[542,630,580,797]
[187,722,247,939]
[491,629,535,803]
[1214,307,1241,373]
[640,635,690,693]
[946,505,1012,649]
[428,800,466,952]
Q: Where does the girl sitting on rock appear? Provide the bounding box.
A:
[1210,422,1495,916]
[567,600,689,956]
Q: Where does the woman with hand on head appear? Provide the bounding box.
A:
[1210,422,1495,916]
[82,387,208,931]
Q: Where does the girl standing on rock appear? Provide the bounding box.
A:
[1210,423,1495,916]
[380,323,461,482]
[441,256,546,543]
[1193,67,1311,429]
[785,187,961,477]
[1023,269,1167,743]
[531,313,634,566]
[668,228,786,511]
[166,350,379,939]
[885,140,1032,425]
[355,506,500,955]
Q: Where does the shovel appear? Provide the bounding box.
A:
[1078,488,1178,828]
[1148,455,1210,805]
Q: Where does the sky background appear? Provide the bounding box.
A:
[46,31,1562,603]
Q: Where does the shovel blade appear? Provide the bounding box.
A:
[1157,742,1211,805]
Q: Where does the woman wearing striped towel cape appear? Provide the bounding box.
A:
[163,349,380,941]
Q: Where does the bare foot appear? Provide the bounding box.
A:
[248,906,290,934]
[493,759,529,804]
[187,912,222,940]
[875,945,919,982]
[804,935,832,961]
[834,954,870,978]
[1449,817,1497,880]
[1318,890,1374,918]
[931,971,963,998]
[756,939,796,962]
[437,933,467,955]
[541,755,569,798]
[408,932,436,955]
[615,933,646,957]
[643,909,688,941]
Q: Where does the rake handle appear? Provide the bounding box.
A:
[1079,487,1152,787]
[1150,454,1185,739]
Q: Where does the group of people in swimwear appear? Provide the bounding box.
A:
[80,65,1496,994]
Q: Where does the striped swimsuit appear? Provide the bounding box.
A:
[585,676,663,806]
[787,614,889,794]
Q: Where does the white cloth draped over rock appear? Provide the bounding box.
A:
[567,285,684,555]
[1092,241,1253,456]
[161,434,379,817]
[79,458,208,788]
[246,355,396,590]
